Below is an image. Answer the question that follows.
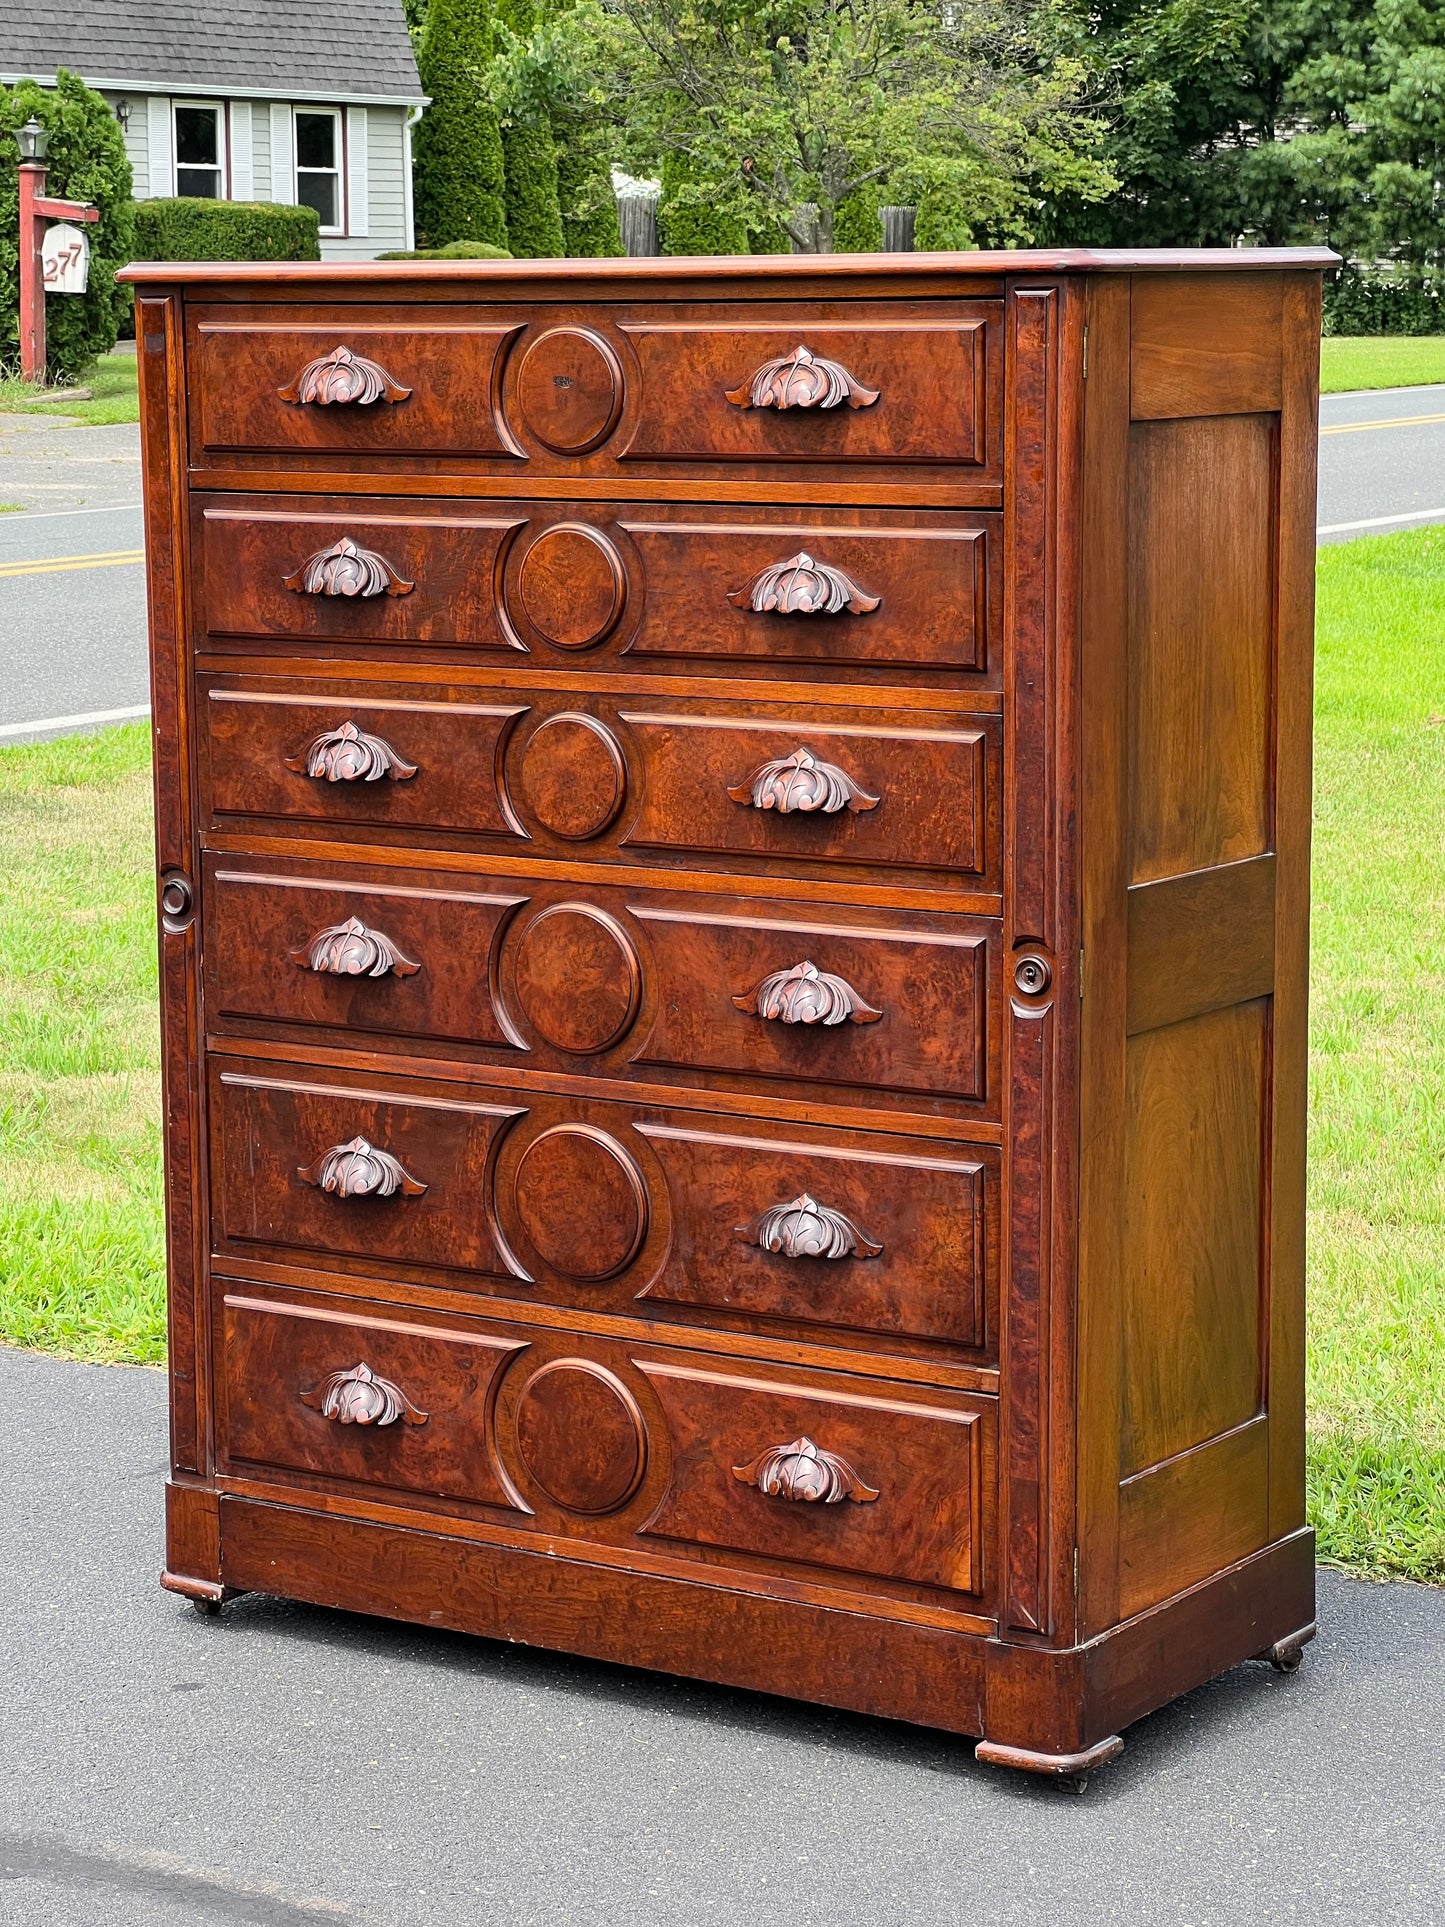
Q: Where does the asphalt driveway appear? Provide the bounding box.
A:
[3,1344,1443,1927]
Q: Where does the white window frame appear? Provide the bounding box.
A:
[172,99,227,201]
[294,106,345,235]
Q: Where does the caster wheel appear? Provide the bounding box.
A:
[1269,1648,1303,1674]
[191,1597,223,1619]
[1057,1773,1090,1796]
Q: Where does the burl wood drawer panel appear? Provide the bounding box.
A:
[209,1058,998,1358]
[203,861,1000,1118]
[219,1293,527,1508]
[192,497,1000,680]
[198,679,1002,893]
[216,1280,995,1599]
[186,301,1003,485]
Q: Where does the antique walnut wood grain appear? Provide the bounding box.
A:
[125,249,1327,1784]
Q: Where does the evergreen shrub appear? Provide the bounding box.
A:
[1324,269,1445,336]
[413,0,509,250]
[657,154,748,255]
[377,241,513,258]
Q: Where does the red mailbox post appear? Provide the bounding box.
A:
[15,116,100,384]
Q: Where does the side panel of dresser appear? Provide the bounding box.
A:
[138,291,227,1599]
[1075,271,1320,1648]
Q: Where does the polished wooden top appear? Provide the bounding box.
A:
[118,246,1340,290]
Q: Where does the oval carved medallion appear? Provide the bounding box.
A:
[517,714,627,842]
[513,1126,649,1281]
[518,524,626,651]
[515,327,624,453]
[509,902,641,1055]
[515,1358,648,1514]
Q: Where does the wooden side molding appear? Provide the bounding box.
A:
[1126,854,1277,1035]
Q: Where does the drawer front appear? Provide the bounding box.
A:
[211,1061,997,1361]
[194,497,999,681]
[194,322,522,457]
[219,1292,526,1508]
[187,302,1002,485]
[216,1282,996,1601]
[205,863,999,1118]
[634,1356,986,1592]
[200,680,1002,892]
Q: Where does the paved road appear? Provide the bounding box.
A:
[3,385,1445,740]
[3,1344,1443,1927]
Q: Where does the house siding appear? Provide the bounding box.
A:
[96,88,412,258]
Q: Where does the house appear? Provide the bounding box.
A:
[2,1,426,259]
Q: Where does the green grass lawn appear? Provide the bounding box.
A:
[0,350,139,426]
[1321,335,1445,393]
[1,536,1443,1579]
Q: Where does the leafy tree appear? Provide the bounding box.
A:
[0,72,135,381]
[493,0,1115,251]
[413,0,510,250]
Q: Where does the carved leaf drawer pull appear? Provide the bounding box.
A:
[301,1361,428,1427]
[725,344,879,411]
[728,553,880,618]
[285,721,418,784]
[727,746,880,816]
[277,344,412,406]
[283,537,415,599]
[733,1436,880,1505]
[733,959,882,1027]
[291,916,421,979]
[738,1193,882,1261]
[297,1135,427,1198]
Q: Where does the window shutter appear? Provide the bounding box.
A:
[269,103,295,203]
[346,105,369,237]
[147,97,173,198]
[231,101,253,201]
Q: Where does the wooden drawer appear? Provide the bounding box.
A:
[193,496,1000,682]
[203,862,1000,1119]
[186,301,1003,487]
[216,1280,995,1600]
[219,1292,527,1509]
[209,1059,998,1360]
[198,679,1002,893]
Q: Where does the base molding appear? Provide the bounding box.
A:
[207,1494,1317,1758]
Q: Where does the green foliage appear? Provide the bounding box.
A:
[492,0,1113,251]
[555,134,624,254]
[377,240,513,257]
[0,72,135,381]
[414,0,510,249]
[658,151,749,253]
[833,184,883,252]
[132,198,320,262]
[1324,268,1445,337]
[502,123,566,256]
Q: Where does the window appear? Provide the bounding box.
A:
[295,110,342,232]
[174,103,224,199]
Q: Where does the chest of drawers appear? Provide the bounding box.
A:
[124,248,1330,1782]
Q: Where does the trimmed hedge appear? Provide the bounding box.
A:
[658,153,748,255]
[377,241,513,258]
[1324,268,1445,336]
[1,71,135,380]
[503,121,566,258]
[414,0,509,250]
[132,198,320,261]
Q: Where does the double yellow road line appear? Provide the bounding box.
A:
[1319,409,1445,436]
[0,547,144,579]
